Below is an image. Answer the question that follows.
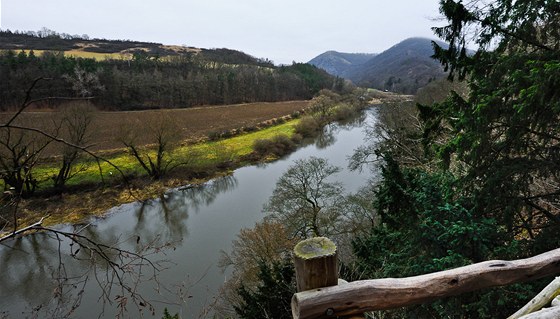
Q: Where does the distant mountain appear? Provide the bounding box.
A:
[308,51,376,77]
[309,38,448,94]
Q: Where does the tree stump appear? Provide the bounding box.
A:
[294,237,338,292]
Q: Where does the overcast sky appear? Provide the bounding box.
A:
[1,0,444,65]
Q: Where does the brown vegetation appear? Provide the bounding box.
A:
[0,100,311,156]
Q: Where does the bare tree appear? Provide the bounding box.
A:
[52,101,97,190]
[63,64,104,98]
[0,127,51,197]
[264,157,345,238]
[0,78,164,317]
[120,115,182,179]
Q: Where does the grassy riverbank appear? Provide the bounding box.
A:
[3,89,393,233]
[10,119,300,228]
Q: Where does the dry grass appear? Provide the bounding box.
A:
[21,49,129,60]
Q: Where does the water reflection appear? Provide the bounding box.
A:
[315,113,367,150]
[173,175,238,212]
[134,175,239,244]
[0,175,240,318]
[0,108,375,318]
[0,232,107,317]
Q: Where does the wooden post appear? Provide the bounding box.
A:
[293,237,338,292]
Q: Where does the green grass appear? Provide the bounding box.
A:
[30,119,299,189]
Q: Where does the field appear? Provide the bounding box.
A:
[1,100,311,156]
[20,49,130,60]
[1,100,311,225]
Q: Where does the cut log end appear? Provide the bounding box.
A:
[294,237,337,260]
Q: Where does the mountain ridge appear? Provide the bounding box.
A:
[308,51,377,77]
[309,37,448,94]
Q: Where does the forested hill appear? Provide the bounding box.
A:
[0,29,274,66]
[309,37,447,94]
[0,29,340,111]
[308,51,377,78]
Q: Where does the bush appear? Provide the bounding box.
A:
[243,125,257,132]
[332,103,357,121]
[207,131,221,141]
[235,260,295,319]
[273,117,286,124]
[290,133,303,144]
[253,135,296,157]
[294,116,322,138]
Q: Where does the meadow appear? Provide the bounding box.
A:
[21,49,130,60]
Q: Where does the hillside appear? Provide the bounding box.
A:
[0,29,274,66]
[308,51,376,77]
[309,38,447,94]
[0,29,338,111]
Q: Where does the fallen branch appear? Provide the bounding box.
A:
[518,306,560,319]
[292,248,560,319]
[0,215,47,242]
[509,277,560,319]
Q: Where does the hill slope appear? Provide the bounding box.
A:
[0,30,337,110]
[348,38,446,93]
[0,29,274,66]
[309,38,447,94]
[308,51,376,77]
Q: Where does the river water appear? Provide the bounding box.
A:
[0,109,378,318]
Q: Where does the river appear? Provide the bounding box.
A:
[0,109,378,318]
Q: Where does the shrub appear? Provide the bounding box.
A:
[290,133,303,144]
[253,135,296,157]
[244,125,257,132]
[207,131,221,141]
[234,260,295,319]
[332,103,357,121]
[274,117,286,124]
[294,116,322,138]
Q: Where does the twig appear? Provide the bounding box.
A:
[0,215,48,242]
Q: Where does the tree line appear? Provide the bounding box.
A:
[0,49,340,111]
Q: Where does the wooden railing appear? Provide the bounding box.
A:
[291,237,560,319]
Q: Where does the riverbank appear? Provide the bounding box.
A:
[0,101,385,319]
[8,118,302,230]
[2,89,406,235]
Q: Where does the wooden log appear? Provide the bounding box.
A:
[517,306,560,319]
[508,277,560,319]
[293,237,338,293]
[292,247,560,319]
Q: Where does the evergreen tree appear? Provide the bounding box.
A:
[234,260,295,319]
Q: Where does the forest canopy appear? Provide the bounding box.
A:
[0,30,342,111]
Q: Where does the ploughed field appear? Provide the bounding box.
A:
[0,100,310,157]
